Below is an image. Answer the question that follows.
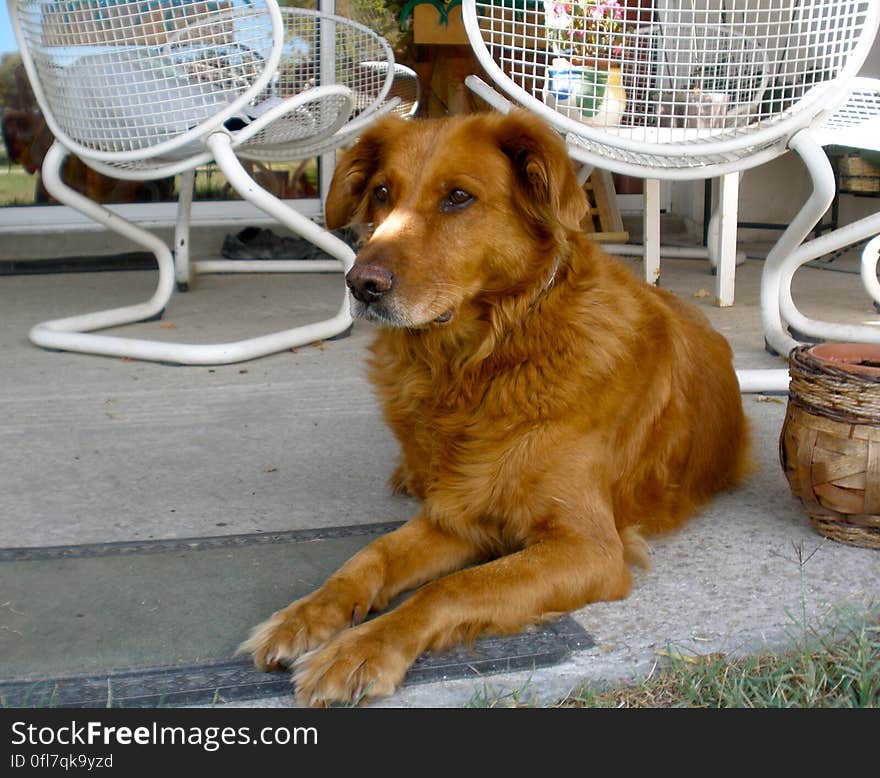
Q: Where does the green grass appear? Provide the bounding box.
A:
[0,164,39,205]
[0,160,320,207]
[465,605,880,708]
[566,616,880,708]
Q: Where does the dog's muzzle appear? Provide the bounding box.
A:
[345,263,454,327]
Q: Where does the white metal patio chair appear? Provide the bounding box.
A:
[10,0,395,365]
[462,0,880,392]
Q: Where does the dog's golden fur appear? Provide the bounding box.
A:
[242,110,750,706]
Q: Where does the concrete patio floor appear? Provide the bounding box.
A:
[1,236,879,708]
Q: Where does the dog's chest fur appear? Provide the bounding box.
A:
[364,312,603,548]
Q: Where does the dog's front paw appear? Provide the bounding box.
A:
[239,589,359,672]
[293,620,412,707]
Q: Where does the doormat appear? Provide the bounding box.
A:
[0,523,593,708]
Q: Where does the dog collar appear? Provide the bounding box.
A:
[543,256,561,292]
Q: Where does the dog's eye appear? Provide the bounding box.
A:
[442,189,475,212]
[373,185,390,204]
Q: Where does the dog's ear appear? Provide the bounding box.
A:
[324,133,379,230]
[325,116,404,230]
[493,110,588,234]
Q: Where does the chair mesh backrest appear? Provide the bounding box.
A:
[12,0,280,157]
[272,9,393,114]
[469,0,877,143]
[234,8,395,157]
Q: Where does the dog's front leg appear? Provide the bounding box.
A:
[240,514,481,672]
[293,515,632,706]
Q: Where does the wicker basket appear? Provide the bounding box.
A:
[779,343,880,549]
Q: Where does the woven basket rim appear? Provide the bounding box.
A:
[788,344,880,426]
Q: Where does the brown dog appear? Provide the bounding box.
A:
[241,110,750,706]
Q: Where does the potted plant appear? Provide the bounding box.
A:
[541,0,628,127]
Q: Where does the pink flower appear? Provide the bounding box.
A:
[545,0,573,29]
[547,0,625,60]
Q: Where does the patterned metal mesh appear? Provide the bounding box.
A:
[821,77,880,133]
[235,7,395,160]
[467,0,877,168]
[13,0,281,155]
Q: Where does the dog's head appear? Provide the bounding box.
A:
[326,110,587,329]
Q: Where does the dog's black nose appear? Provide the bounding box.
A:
[346,264,394,304]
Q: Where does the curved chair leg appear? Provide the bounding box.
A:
[760,130,838,358]
[29,141,354,365]
[29,141,176,354]
[776,213,880,343]
[861,234,880,307]
[761,131,880,348]
[206,130,355,282]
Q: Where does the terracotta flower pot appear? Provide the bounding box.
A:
[808,342,880,377]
